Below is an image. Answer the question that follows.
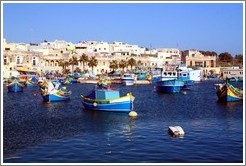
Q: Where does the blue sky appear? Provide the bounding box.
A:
[2,2,244,55]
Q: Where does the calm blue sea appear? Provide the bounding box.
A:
[2,80,244,163]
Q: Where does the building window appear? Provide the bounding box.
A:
[211,60,214,67]
[32,56,36,66]
[4,56,7,65]
[17,56,20,64]
[192,54,195,57]
[195,62,203,67]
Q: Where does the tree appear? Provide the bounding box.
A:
[137,60,143,67]
[58,59,66,69]
[127,58,136,70]
[69,56,78,72]
[79,53,89,71]
[234,54,243,64]
[58,59,69,72]
[119,59,127,71]
[64,61,69,70]
[199,50,217,57]
[88,56,98,72]
[218,52,233,63]
[109,60,119,71]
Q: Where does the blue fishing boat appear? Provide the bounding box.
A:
[227,77,237,82]
[178,71,195,90]
[25,76,39,87]
[136,72,147,80]
[121,73,135,86]
[214,81,243,102]
[81,83,135,112]
[156,79,185,93]
[156,68,194,90]
[38,80,72,102]
[7,78,25,92]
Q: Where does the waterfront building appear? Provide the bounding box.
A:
[110,41,145,56]
[182,49,217,68]
[220,66,243,80]
[156,48,182,68]
[4,39,220,77]
[3,49,43,78]
[181,49,217,75]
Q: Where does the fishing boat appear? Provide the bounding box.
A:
[17,67,38,84]
[227,77,237,82]
[178,64,203,82]
[81,81,135,112]
[156,79,184,93]
[7,78,25,92]
[214,82,243,102]
[135,71,147,80]
[121,73,135,86]
[178,71,195,90]
[25,76,39,87]
[155,68,193,92]
[38,80,72,102]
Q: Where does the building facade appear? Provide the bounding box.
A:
[3,39,225,78]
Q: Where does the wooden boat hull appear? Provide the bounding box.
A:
[8,84,24,92]
[38,80,72,102]
[7,79,25,92]
[156,80,184,93]
[215,83,243,102]
[25,80,37,87]
[42,93,71,102]
[81,94,135,112]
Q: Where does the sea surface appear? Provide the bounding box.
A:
[2,80,244,163]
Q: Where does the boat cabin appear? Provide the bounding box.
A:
[96,89,120,100]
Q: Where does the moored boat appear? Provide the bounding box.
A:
[135,72,147,80]
[121,73,135,86]
[7,78,25,92]
[156,79,184,93]
[155,67,192,92]
[81,82,135,112]
[38,80,72,102]
[178,64,203,82]
[214,82,243,102]
[25,76,39,87]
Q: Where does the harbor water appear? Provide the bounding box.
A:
[2,80,244,163]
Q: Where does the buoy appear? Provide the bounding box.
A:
[182,91,187,95]
[168,126,185,137]
[33,93,37,96]
[93,102,97,107]
[128,111,138,117]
